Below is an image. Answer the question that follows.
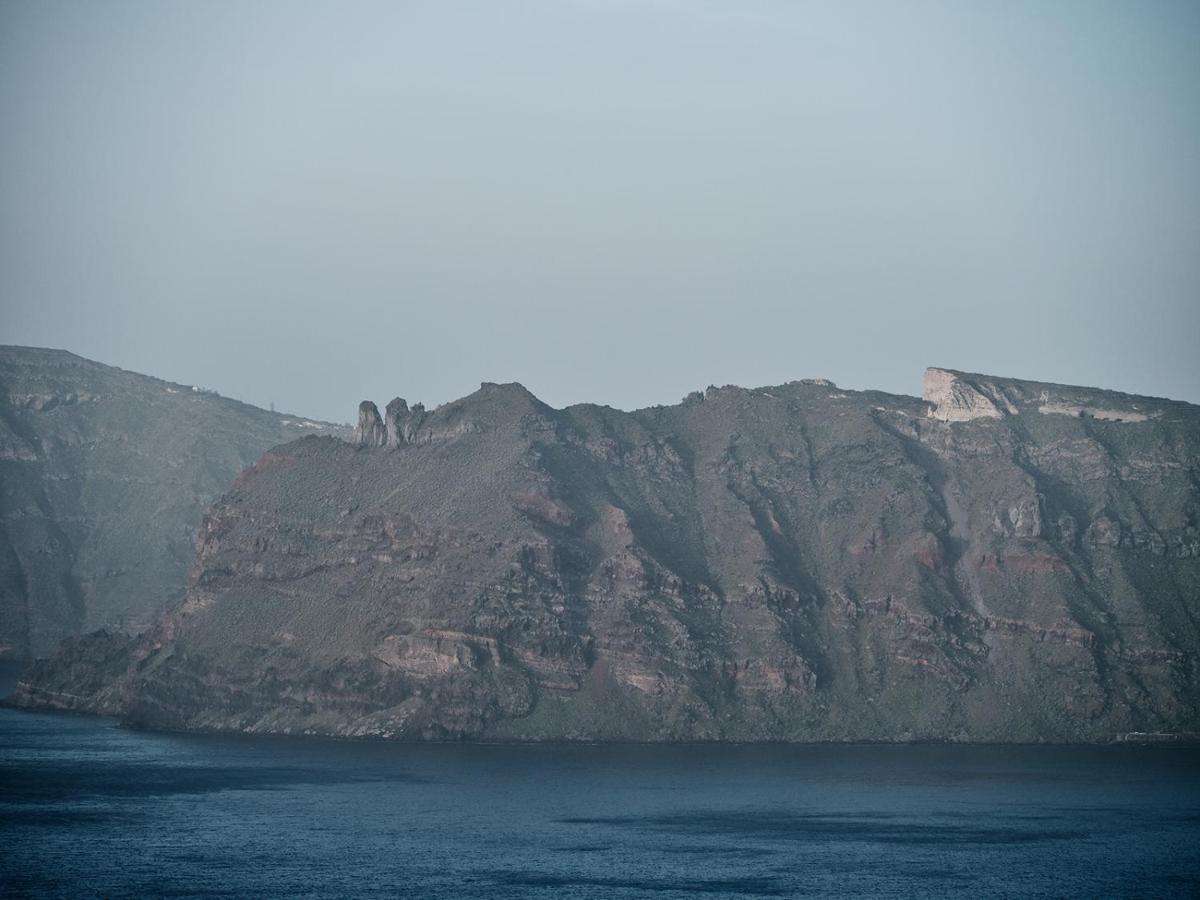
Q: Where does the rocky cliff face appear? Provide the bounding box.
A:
[353,401,386,447]
[0,347,349,661]
[8,368,1199,742]
[384,398,426,447]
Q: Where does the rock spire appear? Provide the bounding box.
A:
[353,400,386,446]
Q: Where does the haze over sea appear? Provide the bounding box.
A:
[2,708,1197,899]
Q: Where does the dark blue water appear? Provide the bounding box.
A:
[2,709,1198,898]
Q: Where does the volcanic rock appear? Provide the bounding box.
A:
[9,368,1199,743]
[353,401,386,447]
[0,346,349,661]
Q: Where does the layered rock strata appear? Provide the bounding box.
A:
[0,346,349,660]
[9,369,1199,743]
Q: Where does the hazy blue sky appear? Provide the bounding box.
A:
[2,0,1197,420]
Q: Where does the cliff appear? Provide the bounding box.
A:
[8,368,1199,742]
[0,346,349,660]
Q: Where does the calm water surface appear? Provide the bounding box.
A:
[1,708,1198,898]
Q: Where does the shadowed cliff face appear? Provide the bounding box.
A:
[9,370,1200,742]
[0,347,350,661]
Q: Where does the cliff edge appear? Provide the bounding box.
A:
[8,368,1199,742]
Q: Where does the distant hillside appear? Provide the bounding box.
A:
[9,367,1198,742]
[0,346,349,660]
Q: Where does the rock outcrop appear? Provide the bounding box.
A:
[923,368,1004,421]
[8,369,1199,743]
[0,346,349,661]
[924,366,1164,424]
[353,401,386,447]
[384,398,408,447]
[384,398,427,447]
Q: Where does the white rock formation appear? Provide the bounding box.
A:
[1037,400,1150,422]
[923,368,1004,422]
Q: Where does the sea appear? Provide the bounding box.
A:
[1,707,1198,898]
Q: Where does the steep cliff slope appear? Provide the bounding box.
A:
[0,347,349,660]
[9,369,1199,742]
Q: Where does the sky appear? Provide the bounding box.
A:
[1,0,1197,422]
